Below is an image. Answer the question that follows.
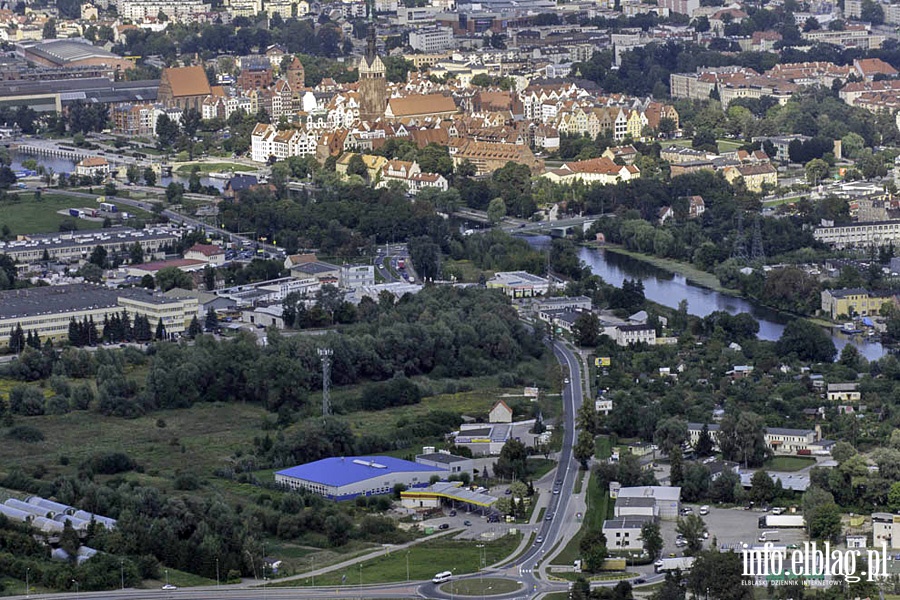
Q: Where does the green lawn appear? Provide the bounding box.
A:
[764,456,816,472]
[595,435,611,460]
[0,192,154,235]
[443,259,493,284]
[272,533,523,586]
[0,401,269,481]
[574,470,585,494]
[174,162,257,175]
[438,577,523,595]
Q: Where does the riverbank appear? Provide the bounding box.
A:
[589,244,858,331]
[592,244,737,296]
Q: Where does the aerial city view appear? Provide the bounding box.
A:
[6,0,900,598]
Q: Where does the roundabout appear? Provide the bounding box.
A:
[438,577,524,596]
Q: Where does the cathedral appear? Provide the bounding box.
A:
[358,9,387,122]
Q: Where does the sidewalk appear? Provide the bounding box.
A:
[537,470,589,581]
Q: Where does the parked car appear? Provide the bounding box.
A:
[439,523,450,530]
[463,520,472,526]
[449,510,457,516]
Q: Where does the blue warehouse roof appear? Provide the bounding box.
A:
[276,456,447,487]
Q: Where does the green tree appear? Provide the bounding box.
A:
[187,316,202,338]
[688,550,753,600]
[494,438,528,480]
[129,242,144,264]
[346,154,367,179]
[749,470,775,505]
[888,481,900,512]
[205,307,218,331]
[155,266,194,291]
[675,514,708,555]
[572,312,599,347]
[579,528,608,573]
[89,244,108,269]
[143,167,157,186]
[717,412,769,468]
[156,113,180,148]
[487,197,507,224]
[776,319,836,362]
[669,445,684,486]
[654,417,688,455]
[574,430,594,469]
[805,158,830,186]
[694,424,714,457]
[861,0,884,24]
[154,318,167,341]
[640,520,663,560]
[126,164,141,184]
[8,323,25,353]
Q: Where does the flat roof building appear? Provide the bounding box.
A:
[274,456,447,501]
[0,226,177,265]
[0,283,197,344]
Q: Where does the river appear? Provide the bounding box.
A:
[9,152,226,191]
[523,235,886,361]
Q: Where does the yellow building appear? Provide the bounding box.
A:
[625,110,644,140]
[335,153,388,182]
[0,284,197,344]
[820,287,893,320]
[723,163,778,193]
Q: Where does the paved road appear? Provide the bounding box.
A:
[417,339,584,599]
[23,187,281,255]
[2,339,586,600]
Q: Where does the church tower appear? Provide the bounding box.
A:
[358,0,386,122]
[286,56,306,108]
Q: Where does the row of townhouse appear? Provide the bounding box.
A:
[552,101,679,142]
[250,124,320,162]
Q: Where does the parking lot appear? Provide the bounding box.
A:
[658,505,807,557]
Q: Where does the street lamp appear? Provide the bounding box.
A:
[72,579,79,595]
[121,559,125,590]
[406,550,410,582]
[25,567,30,598]
[216,557,220,587]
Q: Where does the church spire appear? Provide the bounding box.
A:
[366,0,377,62]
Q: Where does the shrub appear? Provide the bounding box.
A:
[79,451,137,475]
[6,424,45,442]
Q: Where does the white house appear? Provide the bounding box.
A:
[489,400,513,423]
[75,156,110,178]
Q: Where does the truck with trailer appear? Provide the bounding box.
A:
[655,557,695,573]
[758,515,805,528]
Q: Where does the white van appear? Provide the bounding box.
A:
[758,531,780,543]
[432,571,452,584]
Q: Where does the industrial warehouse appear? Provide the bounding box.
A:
[0,283,198,344]
[274,456,449,501]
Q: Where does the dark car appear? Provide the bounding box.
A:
[463,520,472,526]
[449,510,457,517]
[439,523,450,530]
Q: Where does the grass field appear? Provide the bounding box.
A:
[443,259,493,284]
[0,192,153,235]
[438,577,523,595]
[764,456,816,471]
[665,138,743,153]
[274,533,523,586]
[174,162,257,175]
[0,400,268,481]
[595,435,611,460]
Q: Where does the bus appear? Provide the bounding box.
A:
[432,571,452,584]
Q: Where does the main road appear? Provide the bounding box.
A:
[4,342,587,600]
[417,338,585,599]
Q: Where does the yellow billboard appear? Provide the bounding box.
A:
[595,357,611,367]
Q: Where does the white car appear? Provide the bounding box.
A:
[564,378,570,384]
[162,584,177,591]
